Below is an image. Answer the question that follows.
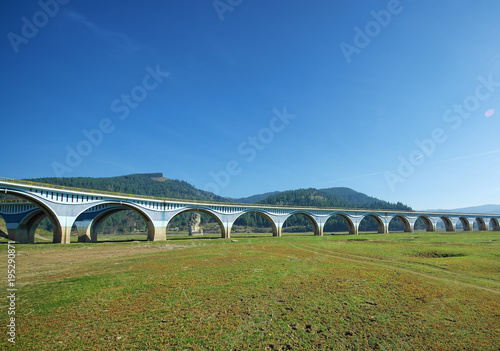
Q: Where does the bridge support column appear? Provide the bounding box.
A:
[222,225,231,238]
[149,227,166,241]
[6,227,16,241]
[491,219,500,231]
[3,224,20,242]
[75,219,92,242]
[382,224,389,234]
[11,227,31,244]
[475,218,488,231]
[421,218,437,232]
[147,221,167,241]
[463,219,473,232]
[14,214,46,243]
[315,225,324,236]
[53,226,72,244]
[273,226,282,237]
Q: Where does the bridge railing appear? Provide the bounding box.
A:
[0,177,196,203]
[0,199,27,203]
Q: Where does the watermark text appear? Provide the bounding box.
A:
[7,0,71,54]
[6,242,16,344]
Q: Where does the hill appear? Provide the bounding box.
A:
[234,191,280,204]
[27,173,228,202]
[257,187,411,211]
[319,187,411,211]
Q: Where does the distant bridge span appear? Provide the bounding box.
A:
[0,178,499,243]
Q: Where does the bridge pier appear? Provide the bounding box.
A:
[149,226,166,241]
[52,226,72,244]
[491,219,500,231]
[75,219,93,242]
[273,226,282,237]
[15,212,47,243]
[10,227,31,244]
[222,225,231,238]
[316,225,324,236]
[462,218,472,232]
[475,218,488,231]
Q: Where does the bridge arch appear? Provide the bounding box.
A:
[388,215,412,233]
[415,216,434,232]
[359,214,385,234]
[2,189,62,243]
[233,210,279,237]
[457,217,471,231]
[474,217,488,231]
[74,201,156,241]
[81,206,150,242]
[324,213,356,235]
[490,218,500,231]
[438,216,455,232]
[16,209,49,243]
[166,207,227,238]
[282,211,320,236]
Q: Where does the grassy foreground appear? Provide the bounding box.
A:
[1,232,499,350]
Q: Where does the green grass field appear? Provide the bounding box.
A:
[1,232,499,350]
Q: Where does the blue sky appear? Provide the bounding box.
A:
[1,0,500,210]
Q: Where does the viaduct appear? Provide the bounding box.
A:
[0,178,499,244]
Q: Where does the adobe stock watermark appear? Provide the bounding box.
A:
[339,0,411,64]
[51,65,169,176]
[204,107,296,194]
[6,242,16,344]
[213,0,243,21]
[7,0,71,54]
[385,72,500,191]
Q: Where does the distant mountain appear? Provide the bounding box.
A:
[234,191,280,204]
[427,204,500,214]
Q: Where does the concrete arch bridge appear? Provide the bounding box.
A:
[0,179,499,244]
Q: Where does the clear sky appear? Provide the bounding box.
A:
[1,0,499,210]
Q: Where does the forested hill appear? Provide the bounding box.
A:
[26,173,227,202]
[319,187,412,211]
[258,188,412,211]
[235,191,280,204]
